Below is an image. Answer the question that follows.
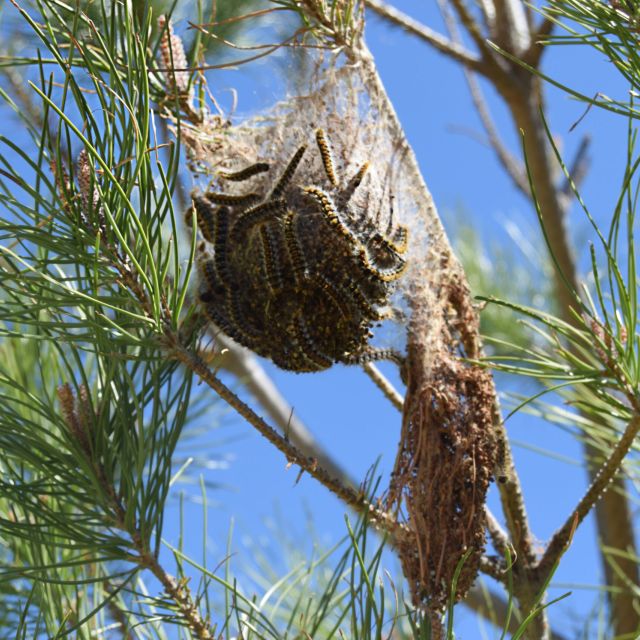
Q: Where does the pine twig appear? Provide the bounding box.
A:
[215,334,359,488]
[538,415,640,578]
[362,362,404,411]
[479,555,507,581]
[503,60,640,634]
[476,0,495,31]
[138,550,214,640]
[167,334,407,539]
[492,0,531,55]
[523,14,555,67]
[485,506,511,560]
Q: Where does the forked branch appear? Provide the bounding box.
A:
[364,0,484,72]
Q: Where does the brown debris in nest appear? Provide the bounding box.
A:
[386,261,496,611]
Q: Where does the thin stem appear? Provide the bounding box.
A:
[448,0,495,60]
[362,362,404,411]
[538,415,640,577]
[523,14,555,67]
[167,334,407,538]
[465,70,529,194]
[490,401,536,566]
[476,0,495,31]
[485,506,511,559]
[492,0,531,55]
[138,549,214,640]
[217,334,358,487]
[436,0,529,195]
[479,555,507,581]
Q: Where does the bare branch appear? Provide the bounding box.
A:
[168,335,406,537]
[479,554,507,581]
[467,71,529,193]
[448,0,494,59]
[523,14,556,67]
[362,362,404,411]
[436,0,529,195]
[214,335,358,488]
[363,0,485,72]
[140,551,214,639]
[485,506,511,558]
[492,0,531,54]
[476,0,496,31]
[490,405,537,567]
[538,416,640,578]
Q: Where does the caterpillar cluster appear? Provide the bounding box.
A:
[189,128,408,372]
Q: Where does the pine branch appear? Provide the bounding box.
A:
[523,14,555,67]
[362,362,404,411]
[447,0,495,60]
[436,0,529,195]
[538,415,640,578]
[492,0,531,55]
[363,0,484,72]
[139,552,214,640]
[167,335,407,539]
[217,336,359,487]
